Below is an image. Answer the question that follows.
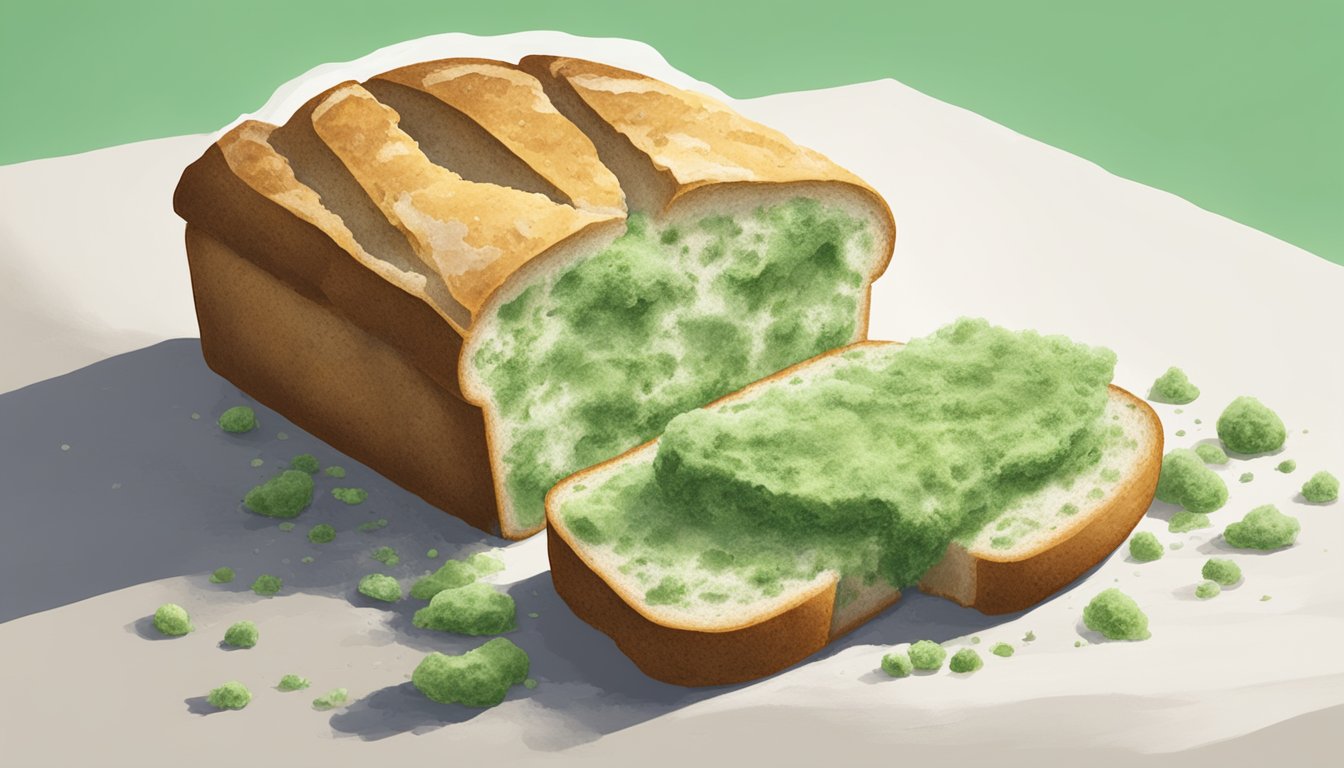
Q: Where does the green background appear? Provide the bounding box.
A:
[2,0,1340,264]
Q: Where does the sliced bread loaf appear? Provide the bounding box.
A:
[546,321,1162,685]
[174,57,895,538]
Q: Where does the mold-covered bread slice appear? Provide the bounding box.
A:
[175,56,895,539]
[546,320,1162,685]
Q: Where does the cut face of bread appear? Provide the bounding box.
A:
[546,321,1162,685]
[175,56,895,539]
[460,200,880,534]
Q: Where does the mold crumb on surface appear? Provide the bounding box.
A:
[412,583,517,635]
[251,574,283,596]
[358,573,402,603]
[218,406,256,433]
[223,621,259,648]
[412,638,529,707]
[278,674,310,691]
[1202,558,1241,585]
[152,603,192,636]
[1302,471,1339,503]
[243,470,314,518]
[208,681,251,710]
[312,688,349,710]
[908,640,947,671]
[1083,589,1150,641]
[949,649,983,673]
[1216,397,1286,454]
[370,546,400,566]
[881,651,913,678]
[1148,367,1199,404]
[1129,532,1163,562]
[1156,449,1227,513]
[1223,505,1300,550]
[289,453,319,474]
[332,487,368,505]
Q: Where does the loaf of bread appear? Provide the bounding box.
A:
[173,56,895,538]
[546,321,1162,685]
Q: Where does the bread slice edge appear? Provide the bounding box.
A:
[546,341,1162,685]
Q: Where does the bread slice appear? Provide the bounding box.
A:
[174,57,896,539]
[545,332,1162,686]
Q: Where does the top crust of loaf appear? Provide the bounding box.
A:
[179,56,895,340]
[526,57,868,195]
[215,120,451,319]
[372,59,627,217]
[520,56,895,277]
[308,82,622,329]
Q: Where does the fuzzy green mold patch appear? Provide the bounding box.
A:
[208,681,251,710]
[1156,449,1227,513]
[1224,505,1299,550]
[243,470,314,518]
[1302,471,1339,503]
[223,621,259,648]
[409,553,503,601]
[412,582,516,635]
[358,574,401,603]
[470,199,875,530]
[277,674,310,691]
[412,638,529,708]
[1148,367,1199,404]
[558,319,1117,612]
[1217,397,1286,454]
[1083,588,1150,640]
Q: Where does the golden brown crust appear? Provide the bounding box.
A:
[308,82,620,324]
[919,387,1164,614]
[522,57,873,201]
[371,59,626,215]
[173,128,468,398]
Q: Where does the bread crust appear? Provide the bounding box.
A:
[546,342,1162,686]
[183,225,501,533]
[519,55,896,277]
[174,56,896,538]
[371,59,626,215]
